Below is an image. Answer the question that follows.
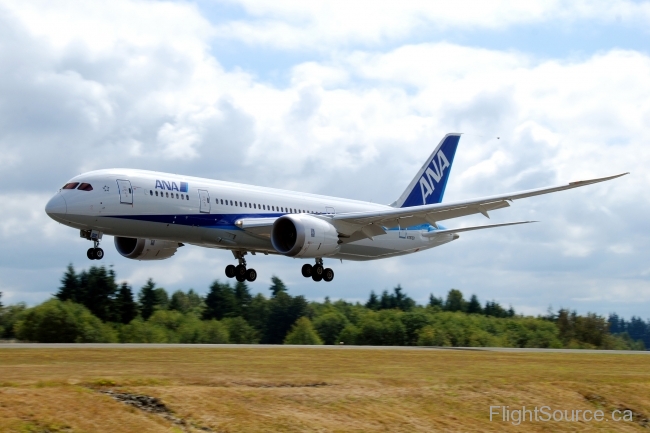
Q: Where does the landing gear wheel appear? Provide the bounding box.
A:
[235,264,247,279]
[312,264,324,282]
[87,248,96,260]
[94,248,104,260]
[246,268,257,282]
[323,268,334,282]
[236,274,246,282]
[225,264,236,278]
[301,264,313,278]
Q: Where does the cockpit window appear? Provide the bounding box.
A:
[77,183,93,191]
[62,182,79,190]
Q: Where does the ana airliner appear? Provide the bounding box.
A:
[45,134,627,283]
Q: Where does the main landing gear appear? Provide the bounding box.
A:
[225,251,257,282]
[87,246,104,260]
[81,229,104,260]
[301,258,334,282]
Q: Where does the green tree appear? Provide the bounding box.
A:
[284,317,323,345]
[484,301,509,318]
[56,264,79,303]
[153,288,170,310]
[203,280,237,320]
[138,279,161,320]
[223,316,258,344]
[264,291,309,344]
[199,320,230,344]
[113,283,138,324]
[365,291,380,310]
[119,318,169,343]
[14,300,117,343]
[234,281,253,319]
[0,303,27,339]
[81,266,119,322]
[178,315,229,344]
[401,311,431,345]
[169,289,204,315]
[356,311,407,346]
[466,294,483,315]
[337,324,360,345]
[269,276,287,297]
[247,293,270,334]
[428,294,443,308]
[444,289,467,313]
[313,311,349,345]
[417,325,450,346]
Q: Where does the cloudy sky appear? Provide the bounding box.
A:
[1,0,648,318]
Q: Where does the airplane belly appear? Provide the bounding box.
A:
[335,230,455,261]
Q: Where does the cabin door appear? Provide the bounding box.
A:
[198,189,210,213]
[116,180,133,204]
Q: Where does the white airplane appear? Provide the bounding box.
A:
[45,133,627,283]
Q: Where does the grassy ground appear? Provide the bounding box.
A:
[0,347,649,432]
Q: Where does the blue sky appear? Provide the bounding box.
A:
[1,0,649,319]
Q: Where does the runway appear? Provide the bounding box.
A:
[0,343,647,354]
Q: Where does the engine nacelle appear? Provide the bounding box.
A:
[114,237,182,261]
[271,214,340,258]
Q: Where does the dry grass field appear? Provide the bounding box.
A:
[0,347,649,432]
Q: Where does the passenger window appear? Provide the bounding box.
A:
[150,190,153,196]
[78,183,93,191]
[62,182,79,190]
[155,191,158,196]
[176,193,179,199]
[244,202,247,208]
[166,192,169,198]
[221,199,224,204]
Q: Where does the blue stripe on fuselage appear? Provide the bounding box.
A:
[107,214,443,232]
[110,213,283,228]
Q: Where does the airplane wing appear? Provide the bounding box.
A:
[233,172,627,241]
[329,172,628,237]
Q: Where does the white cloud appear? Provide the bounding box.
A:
[214,0,650,49]
[0,0,649,317]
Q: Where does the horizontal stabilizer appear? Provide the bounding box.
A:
[422,221,536,237]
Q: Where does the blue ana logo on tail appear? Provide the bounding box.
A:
[397,134,460,208]
[155,180,188,193]
[419,150,450,204]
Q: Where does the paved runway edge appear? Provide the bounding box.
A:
[0,343,648,354]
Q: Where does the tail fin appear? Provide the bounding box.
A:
[390,133,461,208]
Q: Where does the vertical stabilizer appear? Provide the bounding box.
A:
[390,133,461,207]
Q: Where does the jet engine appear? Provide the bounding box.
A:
[271,214,340,258]
[114,236,182,260]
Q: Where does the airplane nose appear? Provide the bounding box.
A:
[45,192,67,216]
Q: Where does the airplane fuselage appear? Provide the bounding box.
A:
[45,169,455,262]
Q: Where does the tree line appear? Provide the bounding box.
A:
[0,265,646,349]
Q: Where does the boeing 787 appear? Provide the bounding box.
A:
[45,134,627,282]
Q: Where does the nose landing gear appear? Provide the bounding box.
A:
[301,258,334,282]
[225,251,257,282]
[81,229,104,260]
